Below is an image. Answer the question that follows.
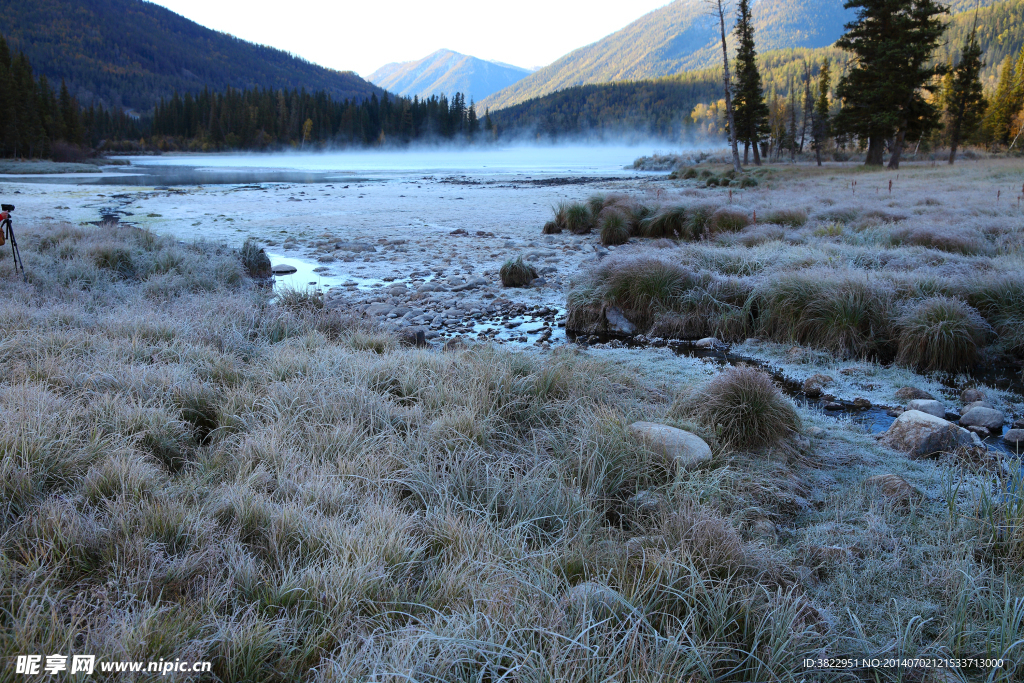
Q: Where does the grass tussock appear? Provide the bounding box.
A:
[896,296,991,373]
[240,237,272,278]
[677,365,800,450]
[499,255,538,287]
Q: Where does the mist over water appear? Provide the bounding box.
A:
[123,142,692,177]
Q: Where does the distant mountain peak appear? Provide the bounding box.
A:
[368,50,532,103]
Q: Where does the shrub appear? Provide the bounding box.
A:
[684,365,800,450]
[720,177,732,187]
[706,177,721,187]
[599,209,631,246]
[896,296,991,373]
[709,209,751,234]
[500,256,538,287]
[738,177,759,188]
[889,225,990,256]
[591,257,699,327]
[240,238,272,278]
[586,195,607,219]
[764,208,808,227]
[542,220,562,234]
[816,207,859,224]
[699,169,713,179]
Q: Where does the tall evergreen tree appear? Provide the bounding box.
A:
[946,20,985,164]
[984,47,1024,144]
[732,0,769,165]
[833,0,947,168]
[812,59,832,166]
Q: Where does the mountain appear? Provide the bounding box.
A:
[368,49,532,103]
[489,0,1024,139]
[480,0,1007,111]
[0,0,382,111]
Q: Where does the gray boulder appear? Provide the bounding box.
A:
[604,306,636,335]
[959,407,1004,432]
[628,422,712,470]
[895,386,935,401]
[906,399,946,419]
[961,388,985,404]
[564,582,631,621]
[881,410,975,458]
[270,263,297,274]
[1003,429,1024,445]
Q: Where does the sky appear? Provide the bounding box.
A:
[145,0,673,77]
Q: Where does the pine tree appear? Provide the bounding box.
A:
[984,47,1024,145]
[834,0,947,168]
[732,0,769,165]
[812,59,832,166]
[946,20,985,164]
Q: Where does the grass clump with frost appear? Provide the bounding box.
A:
[499,255,538,287]
[896,296,991,373]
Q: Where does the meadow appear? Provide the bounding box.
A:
[0,156,1023,681]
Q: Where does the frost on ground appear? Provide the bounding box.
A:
[0,157,1022,680]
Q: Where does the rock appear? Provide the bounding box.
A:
[963,400,994,411]
[334,241,375,252]
[806,426,825,437]
[965,425,990,439]
[1003,429,1024,445]
[865,474,919,504]
[365,303,394,317]
[959,407,1004,432]
[853,397,872,409]
[398,328,426,347]
[387,285,407,297]
[803,374,834,397]
[895,386,935,401]
[881,410,976,458]
[564,582,631,621]
[694,337,725,350]
[823,401,844,411]
[442,337,467,352]
[625,490,663,518]
[886,407,905,418]
[628,422,712,470]
[270,263,298,274]
[960,388,985,404]
[1016,418,1024,429]
[906,399,946,419]
[604,306,636,335]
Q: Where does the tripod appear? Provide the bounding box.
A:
[0,204,24,277]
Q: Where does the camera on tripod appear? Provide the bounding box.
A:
[0,203,24,276]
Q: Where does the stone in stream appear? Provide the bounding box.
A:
[628,422,712,470]
[1003,429,1024,445]
[604,306,636,335]
[895,386,935,401]
[959,406,1005,432]
[853,397,872,409]
[271,264,297,274]
[695,337,727,350]
[881,410,976,458]
[906,399,946,419]
[802,374,834,398]
[960,388,985,404]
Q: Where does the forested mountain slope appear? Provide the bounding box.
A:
[369,50,531,103]
[489,0,1024,139]
[0,0,382,110]
[481,0,1006,111]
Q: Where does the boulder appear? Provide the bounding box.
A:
[959,407,1004,432]
[865,474,920,505]
[604,306,636,335]
[963,400,994,411]
[960,388,985,404]
[895,386,935,401]
[803,374,835,397]
[1003,429,1024,445]
[398,328,426,347]
[564,582,631,621]
[628,422,712,470]
[364,303,394,317]
[906,399,946,419]
[270,263,298,274]
[880,410,975,458]
[853,397,872,409]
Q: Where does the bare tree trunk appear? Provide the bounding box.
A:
[888,117,907,170]
[711,0,743,172]
[752,140,761,165]
[744,142,749,165]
